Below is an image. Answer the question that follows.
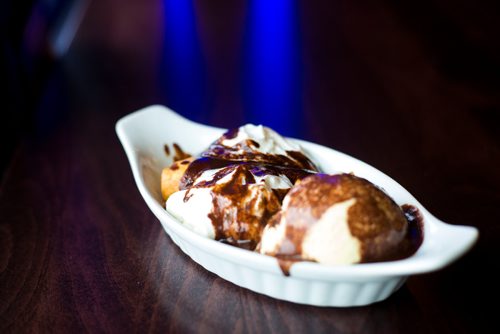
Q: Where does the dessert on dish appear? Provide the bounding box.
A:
[161,123,422,265]
[117,105,478,306]
[259,173,413,266]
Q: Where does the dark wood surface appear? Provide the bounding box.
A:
[2,0,500,332]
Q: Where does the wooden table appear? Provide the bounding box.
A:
[2,1,499,332]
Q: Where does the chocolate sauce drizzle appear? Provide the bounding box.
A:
[163,142,191,161]
[200,128,319,172]
[400,204,425,257]
[274,204,425,276]
[178,126,319,251]
[172,126,425,277]
[180,157,314,191]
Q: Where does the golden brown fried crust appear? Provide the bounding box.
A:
[280,174,408,262]
[161,157,194,200]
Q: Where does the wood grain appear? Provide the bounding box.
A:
[1,0,499,332]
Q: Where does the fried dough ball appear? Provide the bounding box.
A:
[161,157,194,200]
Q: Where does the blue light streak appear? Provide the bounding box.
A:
[242,0,303,137]
[161,0,207,122]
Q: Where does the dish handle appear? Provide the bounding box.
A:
[413,213,478,273]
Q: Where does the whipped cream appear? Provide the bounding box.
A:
[165,124,318,248]
[166,188,215,239]
[166,165,293,240]
[259,197,362,265]
[302,198,361,265]
[221,124,301,156]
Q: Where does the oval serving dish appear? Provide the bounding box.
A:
[116,105,478,307]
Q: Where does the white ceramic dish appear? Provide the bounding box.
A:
[116,105,478,307]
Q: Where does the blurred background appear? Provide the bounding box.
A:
[3,0,500,240]
[3,0,500,246]
[2,0,500,331]
[2,0,500,241]
[3,0,499,163]
[3,0,500,171]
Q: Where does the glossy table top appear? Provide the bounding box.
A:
[1,0,499,332]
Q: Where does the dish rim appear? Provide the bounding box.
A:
[116,104,479,279]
